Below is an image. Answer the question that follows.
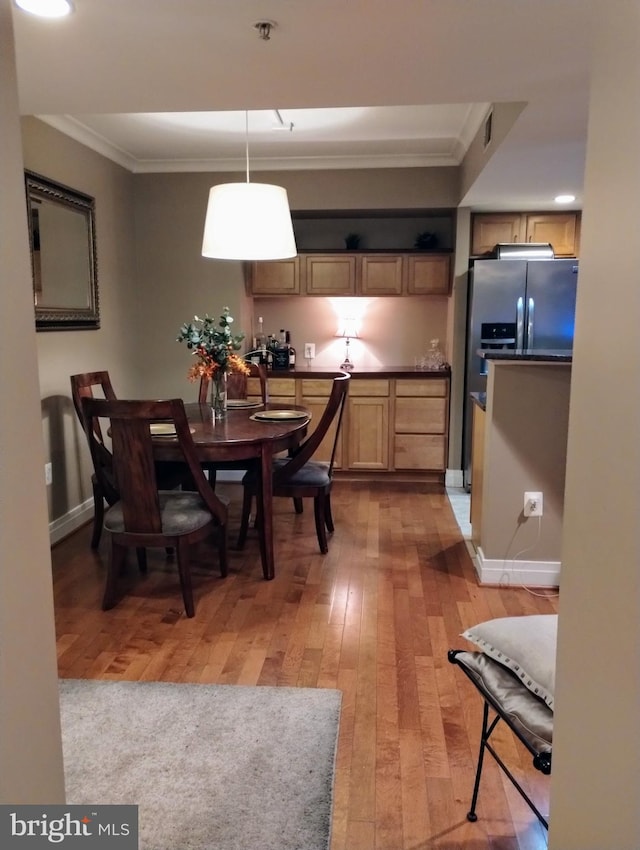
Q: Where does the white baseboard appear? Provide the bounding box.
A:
[474,547,560,588]
[49,498,94,546]
[446,468,464,488]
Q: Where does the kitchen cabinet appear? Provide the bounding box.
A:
[393,377,449,472]
[471,212,581,257]
[304,254,356,296]
[406,254,451,295]
[299,378,343,467]
[246,258,301,296]
[345,380,390,471]
[248,371,450,479]
[470,400,485,547]
[359,254,404,295]
[247,252,451,297]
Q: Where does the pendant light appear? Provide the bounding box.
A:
[201,111,297,261]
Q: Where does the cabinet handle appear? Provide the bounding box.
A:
[514,234,518,242]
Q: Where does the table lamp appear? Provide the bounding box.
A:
[336,317,359,371]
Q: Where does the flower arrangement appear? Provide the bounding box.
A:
[176,307,250,383]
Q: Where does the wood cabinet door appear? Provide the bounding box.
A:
[359,254,404,295]
[394,434,446,471]
[248,258,300,295]
[304,255,356,295]
[346,396,389,470]
[406,254,451,295]
[406,255,451,295]
[470,214,523,255]
[525,213,579,256]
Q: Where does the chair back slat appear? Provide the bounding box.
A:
[70,371,116,444]
[273,372,350,485]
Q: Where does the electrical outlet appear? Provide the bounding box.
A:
[304,343,315,359]
[45,462,52,486]
[524,491,543,517]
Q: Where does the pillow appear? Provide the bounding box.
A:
[461,615,557,710]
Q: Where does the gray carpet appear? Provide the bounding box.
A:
[59,679,342,850]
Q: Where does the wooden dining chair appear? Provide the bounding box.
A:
[237,372,350,554]
[70,371,119,548]
[198,362,269,404]
[71,371,188,548]
[81,397,229,618]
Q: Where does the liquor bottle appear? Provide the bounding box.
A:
[254,316,268,365]
[286,331,296,368]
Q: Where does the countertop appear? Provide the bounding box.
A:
[470,391,487,411]
[477,349,572,363]
[270,365,451,378]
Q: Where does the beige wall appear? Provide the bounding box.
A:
[480,363,571,563]
[549,4,640,847]
[0,0,65,803]
[22,117,139,526]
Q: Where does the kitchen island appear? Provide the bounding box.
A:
[469,350,572,586]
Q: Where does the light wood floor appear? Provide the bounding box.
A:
[52,480,557,850]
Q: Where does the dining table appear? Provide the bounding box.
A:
[151,400,311,580]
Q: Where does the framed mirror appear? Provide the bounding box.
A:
[25,171,100,331]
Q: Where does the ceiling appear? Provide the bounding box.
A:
[11,0,596,211]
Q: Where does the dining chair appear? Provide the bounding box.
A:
[198,362,269,405]
[237,372,350,554]
[71,371,188,548]
[70,371,119,548]
[81,397,229,618]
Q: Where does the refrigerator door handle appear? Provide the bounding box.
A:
[527,297,535,348]
[516,297,525,348]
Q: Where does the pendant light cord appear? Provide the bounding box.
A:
[245,110,250,184]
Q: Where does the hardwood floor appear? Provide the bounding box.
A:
[52,481,557,850]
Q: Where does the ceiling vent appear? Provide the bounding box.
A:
[483,110,493,149]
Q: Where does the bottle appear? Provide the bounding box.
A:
[286,331,296,368]
[255,316,267,365]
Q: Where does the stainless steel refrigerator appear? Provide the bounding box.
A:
[463,255,579,487]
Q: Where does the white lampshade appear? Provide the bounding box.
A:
[336,317,360,339]
[15,0,73,16]
[201,182,297,261]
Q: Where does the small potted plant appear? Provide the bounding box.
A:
[344,233,361,250]
[414,231,439,250]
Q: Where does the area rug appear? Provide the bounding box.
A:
[59,679,342,850]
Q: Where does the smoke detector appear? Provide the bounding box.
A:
[254,20,276,40]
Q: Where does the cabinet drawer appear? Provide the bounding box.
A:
[349,379,389,397]
[300,378,333,397]
[268,377,296,398]
[395,397,447,433]
[395,378,448,397]
[394,434,445,471]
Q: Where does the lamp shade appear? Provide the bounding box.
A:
[201,182,297,261]
[336,317,359,339]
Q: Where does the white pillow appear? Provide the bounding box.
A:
[461,615,557,710]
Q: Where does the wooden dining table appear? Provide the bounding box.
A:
[152,401,310,580]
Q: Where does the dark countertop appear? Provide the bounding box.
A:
[470,391,487,411]
[477,349,572,363]
[270,365,451,378]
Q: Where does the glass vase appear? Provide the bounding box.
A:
[210,370,228,419]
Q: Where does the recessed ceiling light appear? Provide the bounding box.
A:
[554,194,576,204]
[15,0,73,18]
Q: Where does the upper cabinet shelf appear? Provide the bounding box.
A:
[246,209,455,297]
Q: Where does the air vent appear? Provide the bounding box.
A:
[483,111,493,149]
